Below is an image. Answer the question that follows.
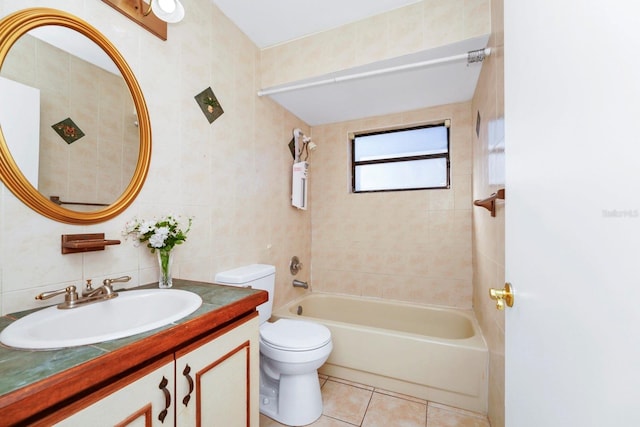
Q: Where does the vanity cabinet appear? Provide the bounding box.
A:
[176,316,259,426]
[53,358,176,426]
[0,281,267,426]
[45,316,259,427]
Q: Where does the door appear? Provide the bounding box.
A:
[504,1,640,426]
[0,76,40,187]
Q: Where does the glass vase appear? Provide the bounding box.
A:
[157,248,173,288]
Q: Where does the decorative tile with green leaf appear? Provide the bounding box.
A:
[195,87,224,124]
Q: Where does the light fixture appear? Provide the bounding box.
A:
[145,0,185,23]
[102,0,184,40]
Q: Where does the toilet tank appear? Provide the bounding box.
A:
[215,264,275,324]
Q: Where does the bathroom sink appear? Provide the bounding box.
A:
[0,289,202,350]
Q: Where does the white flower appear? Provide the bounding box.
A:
[155,226,170,239]
[122,219,138,234]
[122,215,193,253]
[149,233,167,248]
[139,220,156,235]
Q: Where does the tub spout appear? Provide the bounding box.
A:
[292,279,309,289]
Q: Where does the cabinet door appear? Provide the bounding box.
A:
[54,358,175,427]
[176,316,259,427]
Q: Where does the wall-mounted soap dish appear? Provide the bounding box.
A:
[61,233,121,254]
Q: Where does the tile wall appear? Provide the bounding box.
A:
[310,102,474,308]
[0,0,310,314]
[257,0,490,310]
[260,0,491,89]
[471,0,505,425]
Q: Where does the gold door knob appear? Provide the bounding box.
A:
[489,283,514,310]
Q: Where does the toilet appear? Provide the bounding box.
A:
[215,264,332,426]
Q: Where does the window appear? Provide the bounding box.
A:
[351,123,450,193]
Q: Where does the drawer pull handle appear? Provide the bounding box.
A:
[158,376,171,423]
[183,364,194,406]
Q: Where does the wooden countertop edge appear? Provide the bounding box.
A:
[0,290,267,424]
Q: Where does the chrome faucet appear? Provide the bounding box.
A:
[292,279,309,289]
[36,276,130,309]
[83,276,131,297]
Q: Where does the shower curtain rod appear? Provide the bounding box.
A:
[257,47,491,97]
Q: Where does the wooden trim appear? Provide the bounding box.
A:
[175,313,256,358]
[114,403,153,427]
[101,0,168,41]
[245,340,251,427]
[31,357,173,426]
[194,341,251,427]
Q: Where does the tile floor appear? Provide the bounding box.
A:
[260,375,491,427]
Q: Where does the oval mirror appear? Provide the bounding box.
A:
[0,8,151,224]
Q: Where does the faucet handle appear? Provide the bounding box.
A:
[103,275,131,287]
[82,279,94,297]
[36,285,78,302]
[290,256,303,275]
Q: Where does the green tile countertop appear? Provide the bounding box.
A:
[0,279,265,400]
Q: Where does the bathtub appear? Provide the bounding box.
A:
[273,293,488,413]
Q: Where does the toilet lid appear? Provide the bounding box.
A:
[260,319,331,351]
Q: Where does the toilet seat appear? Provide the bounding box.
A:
[260,319,331,351]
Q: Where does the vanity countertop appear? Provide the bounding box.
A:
[0,279,267,424]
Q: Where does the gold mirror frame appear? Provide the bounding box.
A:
[0,8,151,224]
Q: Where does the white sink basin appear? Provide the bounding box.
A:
[0,289,202,350]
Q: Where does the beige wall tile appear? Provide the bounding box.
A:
[310,102,474,309]
[423,0,465,48]
[464,0,492,39]
[471,0,504,425]
[260,0,490,89]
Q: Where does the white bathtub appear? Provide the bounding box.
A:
[273,293,488,413]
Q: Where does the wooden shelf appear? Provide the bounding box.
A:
[61,233,121,254]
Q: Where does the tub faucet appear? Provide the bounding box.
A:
[292,279,309,289]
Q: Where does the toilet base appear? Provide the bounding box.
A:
[259,371,323,426]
